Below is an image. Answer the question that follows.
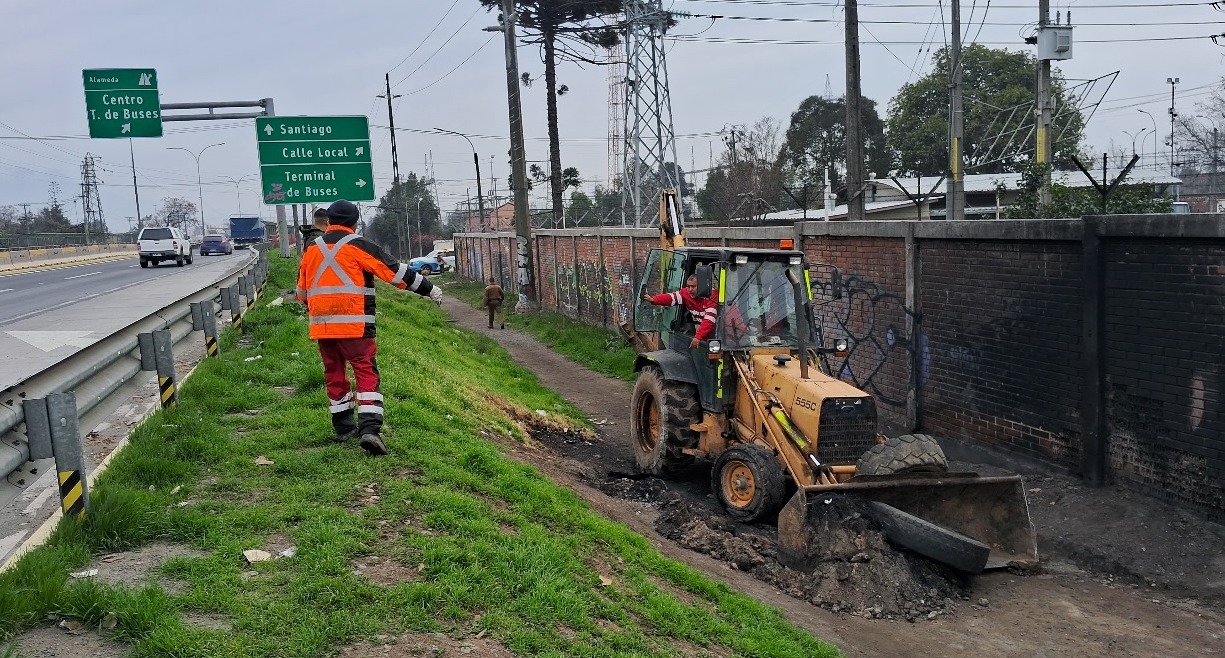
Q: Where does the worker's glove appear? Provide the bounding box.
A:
[429,287,443,306]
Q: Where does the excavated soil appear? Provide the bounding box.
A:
[440,291,1225,658]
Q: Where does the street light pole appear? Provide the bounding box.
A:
[1123,128,1148,157]
[222,175,254,216]
[416,197,424,258]
[1139,109,1158,170]
[1167,77,1180,176]
[435,128,487,232]
[168,143,224,234]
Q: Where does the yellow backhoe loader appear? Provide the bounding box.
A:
[620,191,1037,573]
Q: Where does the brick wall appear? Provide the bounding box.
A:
[1102,237,1225,513]
[919,240,1084,467]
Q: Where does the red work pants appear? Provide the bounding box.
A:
[317,337,384,437]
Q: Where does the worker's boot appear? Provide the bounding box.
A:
[359,434,388,456]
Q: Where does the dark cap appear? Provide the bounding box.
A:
[325,200,360,227]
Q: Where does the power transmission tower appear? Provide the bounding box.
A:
[80,154,105,244]
[607,44,626,204]
[621,0,681,228]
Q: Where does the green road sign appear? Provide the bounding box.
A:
[82,69,162,138]
[255,116,374,205]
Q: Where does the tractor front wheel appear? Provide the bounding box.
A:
[630,366,699,475]
[713,443,788,522]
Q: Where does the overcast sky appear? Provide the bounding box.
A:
[2,0,1222,232]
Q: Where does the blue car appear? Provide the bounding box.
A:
[200,234,233,255]
[408,249,455,275]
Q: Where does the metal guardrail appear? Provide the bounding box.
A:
[0,246,272,512]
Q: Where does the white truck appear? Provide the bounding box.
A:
[137,226,194,268]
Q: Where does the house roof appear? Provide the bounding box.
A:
[759,198,918,222]
[876,168,1181,195]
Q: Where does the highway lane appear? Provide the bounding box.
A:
[0,251,247,326]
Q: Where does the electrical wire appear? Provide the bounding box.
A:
[391,4,484,89]
[387,0,464,75]
[404,36,498,97]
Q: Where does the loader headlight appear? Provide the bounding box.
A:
[834,338,849,357]
[734,255,748,265]
[707,340,722,353]
[789,256,802,265]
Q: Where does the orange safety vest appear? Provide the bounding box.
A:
[295,226,431,339]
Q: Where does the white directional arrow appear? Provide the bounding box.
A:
[7,331,97,353]
[121,123,131,134]
[355,179,367,188]
[263,124,274,136]
[355,146,364,156]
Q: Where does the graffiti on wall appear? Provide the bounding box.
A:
[552,259,637,324]
[810,272,926,410]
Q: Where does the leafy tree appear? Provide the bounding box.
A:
[479,0,621,225]
[778,95,889,195]
[887,44,1086,176]
[591,184,621,224]
[368,172,438,258]
[567,189,594,224]
[1002,162,1172,218]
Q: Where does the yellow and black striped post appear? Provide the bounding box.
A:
[225,285,244,333]
[201,299,220,357]
[46,393,89,519]
[152,329,178,409]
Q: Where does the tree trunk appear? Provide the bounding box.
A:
[543,28,565,226]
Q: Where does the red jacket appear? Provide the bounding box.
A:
[646,289,718,341]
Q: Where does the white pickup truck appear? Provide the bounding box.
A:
[137,226,194,268]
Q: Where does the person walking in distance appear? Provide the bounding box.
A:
[482,277,505,329]
[641,273,717,349]
[296,200,443,456]
[297,207,329,245]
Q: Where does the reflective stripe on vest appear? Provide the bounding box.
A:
[307,234,372,296]
[309,314,377,325]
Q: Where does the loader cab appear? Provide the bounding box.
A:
[632,247,819,411]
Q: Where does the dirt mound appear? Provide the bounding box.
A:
[653,494,967,621]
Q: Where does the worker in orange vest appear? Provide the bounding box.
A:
[296,200,443,455]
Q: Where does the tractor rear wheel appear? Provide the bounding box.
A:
[855,434,948,475]
[713,443,788,522]
[630,366,699,475]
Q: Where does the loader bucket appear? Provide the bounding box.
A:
[777,472,1038,572]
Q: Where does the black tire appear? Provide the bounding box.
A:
[139,259,148,268]
[176,255,184,267]
[630,366,699,475]
[866,501,990,573]
[856,434,948,475]
[420,264,434,275]
[712,443,788,522]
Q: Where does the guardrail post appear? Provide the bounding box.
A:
[46,392,88,519]
[240,274,253,300]
[229,284,244,333]
[152,329,178,409]
[220,286,232,312]
[201,299,220,357]
[137,332,156,371]
[190,302,204,331]
[21,398,53,460]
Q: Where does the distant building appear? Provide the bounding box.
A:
[760,168,1182,221]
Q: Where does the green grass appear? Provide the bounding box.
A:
[440,275,638,382]
[0,261,840,658]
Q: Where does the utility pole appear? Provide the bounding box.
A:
[378,73,402,187]
[1167,77,1180,176]
[844,0,865,221]
[947,0,965,221]
[1036,0,1053,205]
[493,0,536,309]
[129,139,143,225]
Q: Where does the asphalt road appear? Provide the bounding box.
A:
[0,252,245,326]
[0,249,256,392]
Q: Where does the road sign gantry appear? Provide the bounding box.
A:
[255,116,375,205]
[82,68,162,138]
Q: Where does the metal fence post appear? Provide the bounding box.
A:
[239,274,252,299]
[21,398,53,460]
[190,302,204,332]
[201,299,220,357]
[137,332,156,371]
[229,284,244,332]
[46,392,88,519]
[220,287,232,312]
[152,329,178,409]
